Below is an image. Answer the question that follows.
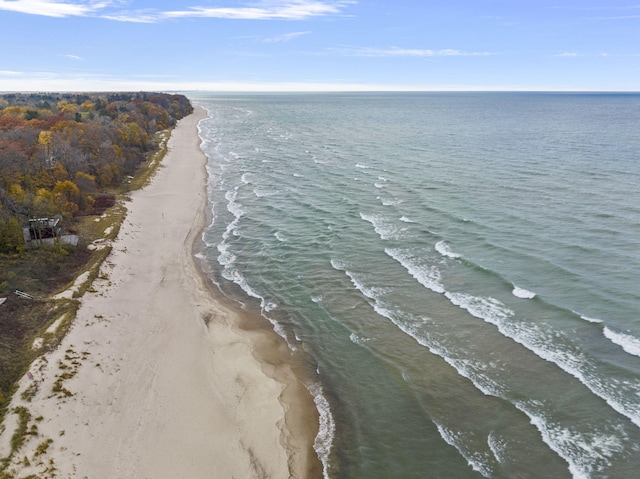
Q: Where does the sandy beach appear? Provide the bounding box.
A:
[0,107,320,478]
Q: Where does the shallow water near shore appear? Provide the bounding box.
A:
[191,92,640,478]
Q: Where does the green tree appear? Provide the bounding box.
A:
[0,217,26,254]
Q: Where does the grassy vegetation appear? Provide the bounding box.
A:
[0,126,172,425]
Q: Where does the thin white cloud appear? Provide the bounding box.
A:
[0,0,353,21]
[263,31,311,43]
[101,11,160,23]
[556,52,579,57]
[161,1,352,21]
[64,54,84,61]
[336,47,494,57]
[0,0,107,17]
[0,70,23,76]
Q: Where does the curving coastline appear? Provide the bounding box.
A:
[0,107,321,478]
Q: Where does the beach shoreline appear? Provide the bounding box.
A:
[0,107,321,478]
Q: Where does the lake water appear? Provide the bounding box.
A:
[192,92,640,478]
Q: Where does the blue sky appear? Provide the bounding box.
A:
[1,0,639,91]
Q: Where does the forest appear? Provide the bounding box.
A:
[0,92,193,417]
[0,92,192,253]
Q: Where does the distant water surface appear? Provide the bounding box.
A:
[192,92,640,479]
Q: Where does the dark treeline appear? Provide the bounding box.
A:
[0,92,192,253]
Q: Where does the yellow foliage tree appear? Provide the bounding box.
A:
[53,180,80,214]
[38,131,53,148]
[1,105,29,117]
[8,184,26,203]
[80,100,95,112]
[56,100,77,115]
[34,188,56,216]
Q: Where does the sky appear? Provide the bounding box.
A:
[1,0,639,92]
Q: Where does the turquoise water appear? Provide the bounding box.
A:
[192,92,640,478]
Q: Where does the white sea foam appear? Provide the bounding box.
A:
[603,328,640,358]
[445,292,640,429]
[216,242,237,267]
[435,240,462,259]
[580,314,604,324]
[254,187,280,197]
[240,172,250,184]
[399,216,415,223]
[385,248,445,293]
[217,237,277,314]
[335,265,627,478]
[330,258,345,272]
[374,182,385,189]
[526,405,624,479]
[349,332,370,346]
[445,292,513,325]
[487,431,507,465]
[379,196,403,206]
[512,286,536,299]
[381,229,640,431]
[225,190,245,219]
[221,265,277,313]
[308,380,335,479]
[355,163,370,169]
[345,270,388,302]
[360,213,401,240]
[435,424,493,478]
[274,231,288,242]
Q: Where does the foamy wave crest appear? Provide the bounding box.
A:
[308,380,335,479]
[487,432,508,465]
[580,314,603,324]
[399,216,415,223]
[217,242,277,313]
[446,292,640,429]
[225,189,245,219]
[445,292,513,325]
[330,258,345,272]
[254,187,280,197]
[603,327,640,357]
[435,424,493,478]
[435,240,461,259]
[331,266,628,476]
[385,248,445,294]
[378,196,403,206]
[345,270,389,302]
[338,266,628,477]
[240,172,251,184]
[512,286,536,299]
[374,182,385,189]
[220,265,270,308]
[274,231,288,242]
[526,405,625,479]
[360,213,401,240]
[355,163,370,169]
[349,332,370,346]
[216,242,237,267]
